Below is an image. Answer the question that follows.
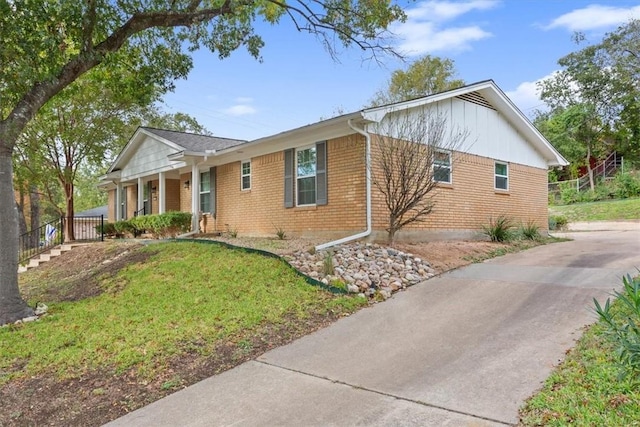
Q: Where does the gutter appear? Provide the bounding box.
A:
[315,119,372,251]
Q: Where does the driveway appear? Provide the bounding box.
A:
[106,229,640,427]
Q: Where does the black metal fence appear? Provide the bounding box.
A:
[19,215,104,264]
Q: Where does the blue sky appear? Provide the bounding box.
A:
[162,0,640,141]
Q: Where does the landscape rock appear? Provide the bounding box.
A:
[286,242,436,301]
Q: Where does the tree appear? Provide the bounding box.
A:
[0,0,405,325]
[370,108,469,242]
[368,55,465,107]
[16,66,163,242]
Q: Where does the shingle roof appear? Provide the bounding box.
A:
[75,205,108,217]
[142,127,248,152]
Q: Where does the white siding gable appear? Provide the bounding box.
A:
[370,97,549,169]
[120,136,181,180]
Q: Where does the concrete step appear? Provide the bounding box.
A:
[19,243,88,274]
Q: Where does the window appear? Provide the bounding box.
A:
[433,151,452,183]
[120,187,127,220]
[241,160,251,190]
[296,146,317,205]
[495,162,509,190]
[200,171,211,212]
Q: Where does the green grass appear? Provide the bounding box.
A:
[0,242,365,384]
[549,197,640,222]
[520,302,640,426]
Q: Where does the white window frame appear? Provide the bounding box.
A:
[494,161,509,190]
[296,145,317,206]
[433,150,452,184]
[199,171,211,213]
[241,160,251,191]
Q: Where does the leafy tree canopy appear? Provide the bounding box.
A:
[368,55,465,107]
[0,0,405,325]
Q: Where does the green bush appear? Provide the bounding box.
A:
[613,172,640,199]
[134,212,192,238]
[113,220,136,238]
[95,222,117,237]
[482,215,514,242]
[594,274,640,379]
[548,214,568,231]
[519,220,541,240]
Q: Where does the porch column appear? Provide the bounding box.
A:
[115,181,122,221]
[191,163,200,232]
[137,177,144,214]
[158,172,166,214]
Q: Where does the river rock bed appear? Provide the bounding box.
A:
[285,242,437,299]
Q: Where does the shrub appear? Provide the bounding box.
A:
[548,214,568,231]
[113,220,136,238]
[594,274,640,379]
[482,215,514,242]
[126,212,192,238]
[519,220,541,240]
[96,222,117,237]
[322,250,334,276]
[613,172,640,199]
[273,224,287,240]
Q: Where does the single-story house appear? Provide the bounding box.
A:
[98,80,568,246]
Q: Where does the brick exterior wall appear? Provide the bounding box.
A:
[213,134,367,238]
[106,133,549,241]
[107,189,115,222]
[369,148,549,240]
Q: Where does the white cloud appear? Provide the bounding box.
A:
[392,0,498,56]
[504,72,558,118]
[221,97,257,116]
[544,4,640,31]
[407,0,498,21]
[223,104,257,116]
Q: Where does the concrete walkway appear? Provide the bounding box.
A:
[106,229,640,427]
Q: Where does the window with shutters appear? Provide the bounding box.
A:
[241,160,251,190]
[494,162,509,190]
[200,171,211,212]
[296,146,317,205]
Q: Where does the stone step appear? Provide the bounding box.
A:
[18,243,88,274]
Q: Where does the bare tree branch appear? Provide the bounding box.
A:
[370,107,469,242]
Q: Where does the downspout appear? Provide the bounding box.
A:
[315,118,372,251]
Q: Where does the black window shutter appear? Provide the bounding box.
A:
[316,141,327,205]
[284,149,294,208]
[210,166,216,217]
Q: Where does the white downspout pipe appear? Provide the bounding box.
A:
[315,119,372,251]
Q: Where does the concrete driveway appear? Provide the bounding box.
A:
[106,229,640,427]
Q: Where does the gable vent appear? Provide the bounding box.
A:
[456,92,496,110]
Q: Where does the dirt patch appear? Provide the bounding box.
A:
[19,241,151,303]
[394,240,509,274]
[4,237,517,427]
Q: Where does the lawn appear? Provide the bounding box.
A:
[520,281,640,426]
[549,197,640,222]
[1,241,365,425]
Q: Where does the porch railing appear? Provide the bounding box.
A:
[134,207,146,217]
[18,215,105,264]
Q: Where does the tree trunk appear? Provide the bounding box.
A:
[0,146,35,325]
[586,146,595,191]
[64,181,75,242]
[29,184,40,249]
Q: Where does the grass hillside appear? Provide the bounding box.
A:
[549,197,640,222]
[1,240,364,426]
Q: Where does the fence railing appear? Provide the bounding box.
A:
[19,215,104,264]
[19,217,64,264]
[548,152,624,194]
